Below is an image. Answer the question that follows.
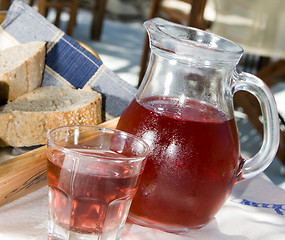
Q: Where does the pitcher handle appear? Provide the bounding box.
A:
[232,70,280,179]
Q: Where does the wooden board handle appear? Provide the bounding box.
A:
[0,117,119,207]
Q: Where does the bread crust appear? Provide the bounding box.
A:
[0,41,46,102]
[0,87,102,147]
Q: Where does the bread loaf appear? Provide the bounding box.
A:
[0,41,46,104]
[0,86,102,147]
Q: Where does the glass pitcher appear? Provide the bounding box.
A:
[117,18,280,232]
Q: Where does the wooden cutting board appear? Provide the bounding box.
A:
[0,117,119,207]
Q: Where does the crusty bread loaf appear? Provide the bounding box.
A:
[0,86,102,147]
[0,41,46,104]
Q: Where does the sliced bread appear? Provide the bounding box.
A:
[0,86,102,147]
[0,41,46,104]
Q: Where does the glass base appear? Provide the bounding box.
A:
[48,221,123,240]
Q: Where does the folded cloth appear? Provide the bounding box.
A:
[0,173,284,240]
[0,0,136,118]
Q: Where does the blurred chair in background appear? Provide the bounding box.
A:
[37,0,107,40]
[0,0,10,10]
[37,0,79,36]
[139,0,285,174]
[91,0,107,40]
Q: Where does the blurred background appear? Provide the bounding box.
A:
[1,0,285,189]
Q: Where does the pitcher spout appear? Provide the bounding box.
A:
[144,17,243,65]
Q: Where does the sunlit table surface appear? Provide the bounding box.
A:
[0,173,284,240]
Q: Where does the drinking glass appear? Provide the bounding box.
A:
[46,125,150,240]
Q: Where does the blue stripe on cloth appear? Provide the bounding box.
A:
[46,35,103,89]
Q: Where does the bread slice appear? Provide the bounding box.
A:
[0,86,102,147]
[0,41,46,104]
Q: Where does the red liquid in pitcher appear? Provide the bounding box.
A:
[117,96,241,230]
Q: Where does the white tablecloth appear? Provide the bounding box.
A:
[0,173,284,240]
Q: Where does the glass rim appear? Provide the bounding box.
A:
[47,124,150,162]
